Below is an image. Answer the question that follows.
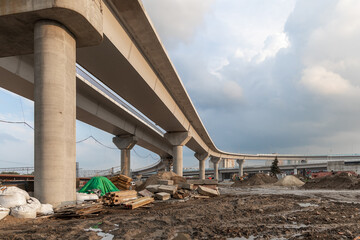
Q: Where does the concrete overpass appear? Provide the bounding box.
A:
[0,0,359,206]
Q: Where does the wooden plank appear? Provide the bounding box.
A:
[124,197,154,210]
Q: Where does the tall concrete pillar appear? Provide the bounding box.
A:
[0,1,103,208]
[210,157,221,180]
[121,149,131,176]
[164,132,191,176]
[34,21,76,207]
[113,135,138,177]
[236,159,245,177]
[195,152,209,180]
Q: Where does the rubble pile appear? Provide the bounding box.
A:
[136,171,178,191]
[232,173,278,187]
[303,173,360,190]
[145,177,220,200]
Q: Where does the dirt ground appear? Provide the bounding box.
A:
[1,186,360,240]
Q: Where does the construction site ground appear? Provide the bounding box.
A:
[1,186,360,240]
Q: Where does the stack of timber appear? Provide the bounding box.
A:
[124,197,154,210]
[109,175,133,190]
[53,203,103,218]
[102,190,137,206]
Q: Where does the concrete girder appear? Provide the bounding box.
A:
[0,0,103,57]
[0,55,173,159]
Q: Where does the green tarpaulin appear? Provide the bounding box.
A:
[79,176,119,196]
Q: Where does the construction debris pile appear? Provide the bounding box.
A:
[232,173,278,187]
[143,177,220,201]
[109,175,133,190]
[0,173,222,222]
[99,173,220,210]
[303,172,360,190]
[0,186,53,220]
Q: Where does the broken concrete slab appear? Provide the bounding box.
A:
[197,185,219,197]
[146,185,160,193]
[155,192,171,201]
[138,189,154,198]
[158,185,177,195]
[158,179,174,185]
[178,182,194,190]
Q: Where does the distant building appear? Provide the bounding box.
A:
[209,159,235,169]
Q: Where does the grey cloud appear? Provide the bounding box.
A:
[142,0,215,48]
[178,0,360,158]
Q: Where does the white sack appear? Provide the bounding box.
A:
[0,193,27,208]
[38,204,54,215]
[27,197,41,212]
[0,186,30,200]
[10,204,37,219]
[0,207,10,221]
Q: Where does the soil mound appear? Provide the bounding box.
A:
[274,175,304,187]
[136,171,180,191]
[302,174,360,190]
[232,173,277,187]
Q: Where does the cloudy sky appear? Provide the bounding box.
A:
[1,0,360,170]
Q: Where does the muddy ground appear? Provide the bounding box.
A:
[1,187,360,240]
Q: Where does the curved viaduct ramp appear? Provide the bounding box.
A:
[1,0,359,205]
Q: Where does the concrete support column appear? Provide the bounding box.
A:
[195,152,209,180]
[113,135,138,177]
[173,145,183,175]
[34,20,76,207]
[236,159,245,177]
[210,157,221,180]
[199,160,206,180]
[164,132,191,176]
[121,149,131,177]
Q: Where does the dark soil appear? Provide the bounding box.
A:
[232,173,278,187]
[2,190,360,239]
[302,173,360,190]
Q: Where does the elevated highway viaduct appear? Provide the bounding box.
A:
[0,0,359,206]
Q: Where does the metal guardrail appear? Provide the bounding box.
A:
[0,167,34,174]
[132,159,162,173]
[76,65,165,135]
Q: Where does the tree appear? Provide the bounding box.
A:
[270,157,281,176]
[1,171,19,175]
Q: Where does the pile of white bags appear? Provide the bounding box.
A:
[0,186,54,220]
[0,193,27,208]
